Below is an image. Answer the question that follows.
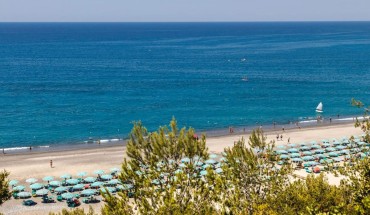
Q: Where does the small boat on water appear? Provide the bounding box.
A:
[241,76,248,81]
[316,102,323,113]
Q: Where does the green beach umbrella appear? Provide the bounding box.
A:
[316,154,328,159]
[60,174,71,179]
[209,153,218,159]
[300,142,307,146]
[328,152,339,157]
[333,141,341,146]
[110,167,120,173]
[322,143,331,148]
[36,189,49,196]
[49,180,61,187]
[314,149,325,154]
[101,174,113,181]
[215,168,223,174]
[42,176,54,182]
[310,141,318,145]
[54,186,67,193]
[200,170,208,176]
[195,161,204,166]
[320,159,333,164]
[26,178,38,184]
[326,147,336,152]
[288,148,299,153]
[107,179,119,186]
[66,179,79,185]
[290,153,300,158]
[311,145,321,149]
[61,193,74,200]
[292,158,303,163]
[9,180,19,186]
[220,157,227,162]
[302,156,314,161]
[30,183,43,190]
[181,157,190,163]
[202,164,211,169]
[280,154,290,160]
[118,184,134,191]
[17,191,31,199]
[333,157,343,162]
[277,145,286,149]
[340,150,350,155]
[73,184,84,190]
[205,159,217,164]
[100,187,116,193]
[77,172,88,177]
[174,169,183,174]
[84,177,96,183]
[81,189,96,196]
[94,170,104,175]
[302,151,313,156]
[300,146,310,151]
[287,143,297,148]
[336,145,346,150]
[13,185,25,191]
[91,181,103,188]
[275,150,288,155]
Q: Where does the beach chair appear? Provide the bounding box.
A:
[42,196,55,203]
[57,195,63,202]
[31,190,37,197]
[22,200,37,206]
[12,192,19,199]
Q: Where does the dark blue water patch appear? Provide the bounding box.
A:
[0,22,370,148]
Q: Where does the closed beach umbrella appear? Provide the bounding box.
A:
[107,179,119,186]
[60,174,71,179]
[110,167,120,173]
[100,187,116,193]
[292,158,303,163]
[61,193,74,200]
[300,146,310,151]
[18,191,31,199]
[91,181,103,188]
[81,189,96,196]
[77,172,88,177]
[200,170,208,176]
[42,176,54,182]
[311,145,321,149]
[55,186,67,193]
[314,149,325,154]
[209,153,218,159]
[26,178,38,184]
[326,147,336,152]
[276,150,288,155]
[288,148,299,153]
[303,151,313,156]
[181,157,190,163]
[73,184,84,190]
[101,174,113,181]
[215,168,223,174]
[280,154,290,160]
[9,180,19,186]
[13,185,25,191]
[302,156,314,161]
[36,189,49,196]
[290,153,300,158]
[66,179,79,185]
[49,180,61,187]
[205,159,217,164]
[30,183,43,190]
[328,152,339,157]
[84,177,96,183]
[94,170,104,175]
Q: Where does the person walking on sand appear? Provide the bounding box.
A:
[288,137,290,143]
[50,160,53,168]
[276,134,279,141]
[280,135,283,141]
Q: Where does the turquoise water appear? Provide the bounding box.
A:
[1,22,370,149]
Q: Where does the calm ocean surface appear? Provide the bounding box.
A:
[1,22,370,149]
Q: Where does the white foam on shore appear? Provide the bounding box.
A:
[110,139,119,142]
[3,147,30,151]
[99,139,110,143]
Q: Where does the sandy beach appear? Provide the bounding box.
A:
[0,122,364,214]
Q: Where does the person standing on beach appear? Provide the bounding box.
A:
[276,134,279,141]
[329,118,332,123]
[280,135,283,141]
[50,160,53,168]
[288,137,290,143]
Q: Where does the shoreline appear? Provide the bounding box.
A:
[1,115,361,155]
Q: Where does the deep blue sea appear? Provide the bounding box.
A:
[1,22,370,150]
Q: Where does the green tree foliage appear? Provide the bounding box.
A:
[0,170,11,206]
[102,117,215,215]
[48,207,95,215]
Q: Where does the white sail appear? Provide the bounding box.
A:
[316,102,323,113]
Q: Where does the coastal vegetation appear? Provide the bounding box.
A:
[0,170,11,206]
